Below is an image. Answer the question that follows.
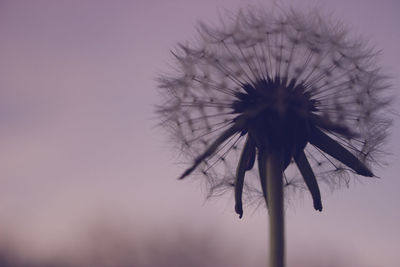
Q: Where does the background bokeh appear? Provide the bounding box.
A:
[1,0,399,266]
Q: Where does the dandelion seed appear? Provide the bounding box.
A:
[156,7,392,267]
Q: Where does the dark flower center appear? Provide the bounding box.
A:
[232,77,318,168]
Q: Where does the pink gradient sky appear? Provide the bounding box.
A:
[0,0,399,266]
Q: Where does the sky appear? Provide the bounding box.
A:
[0,0,399,266]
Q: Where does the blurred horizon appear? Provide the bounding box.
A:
[1,0,399,266]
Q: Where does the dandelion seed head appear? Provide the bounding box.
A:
[157,7,392,212]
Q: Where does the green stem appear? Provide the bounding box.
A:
[265,148,285,267]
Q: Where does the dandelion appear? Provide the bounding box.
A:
[157,7,391,267]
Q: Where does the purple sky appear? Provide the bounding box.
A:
[0,0,399,266]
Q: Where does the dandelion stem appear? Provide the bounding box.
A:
[265,148,285,267]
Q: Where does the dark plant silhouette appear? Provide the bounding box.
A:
[157,7,391,267]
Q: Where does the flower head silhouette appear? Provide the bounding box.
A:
[157,8,391,218]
